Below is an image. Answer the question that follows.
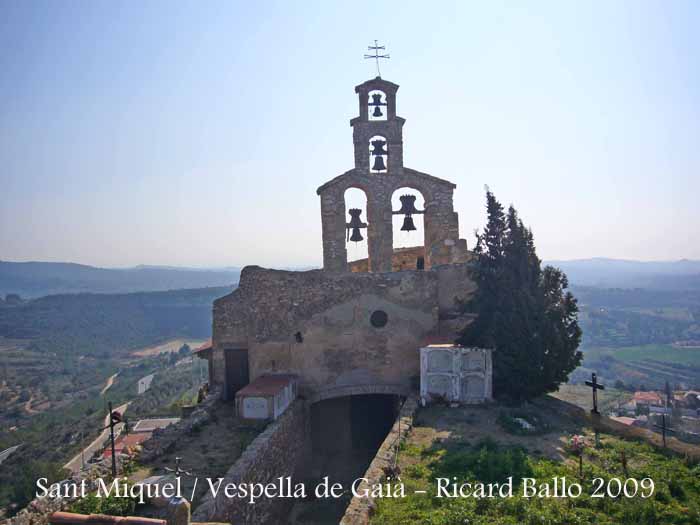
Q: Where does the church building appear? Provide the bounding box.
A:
[196,74,490,414]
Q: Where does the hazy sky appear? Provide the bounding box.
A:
[1,1,698,268]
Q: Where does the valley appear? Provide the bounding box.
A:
[0,287,229,514]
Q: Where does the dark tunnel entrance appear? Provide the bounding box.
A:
[288,394,402,524]
[311,394,399,455]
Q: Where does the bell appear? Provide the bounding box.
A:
[370,93,385,106]
[347,208,365,228]
[349,227,364,242]
[395,194,420,215]
[370,139,387,156]
[401,216,417,232]
[346,208,367,242]
[372,105,383,117]
[371,155,387,172]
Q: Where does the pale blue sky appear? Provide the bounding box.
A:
[1,1,698,268]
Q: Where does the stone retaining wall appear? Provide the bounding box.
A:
[138,387,221,464]
[339,396,418,525]
[191,400,308,525]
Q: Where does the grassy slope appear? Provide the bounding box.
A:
[552,384,632,413]
[372,403,700,525]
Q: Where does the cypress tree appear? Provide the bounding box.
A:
[457,191,582,400]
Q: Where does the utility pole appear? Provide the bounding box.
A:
[108,402,117,477]
[105,402,123,477]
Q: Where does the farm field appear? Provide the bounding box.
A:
[130,338,207,357]
[585,344,700,367]
[569,343,700,390]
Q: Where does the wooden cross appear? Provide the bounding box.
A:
[364,40,390,77]
[653,413,675,448]
[585,373,605,414]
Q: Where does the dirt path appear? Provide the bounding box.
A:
[23,394,38,414]
[100,373,119,395]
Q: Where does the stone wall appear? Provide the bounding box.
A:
[317,167,468,273]
[349,246,425,273]
[212,264,476,401]
[191,401,307,525]
[138,387,221,464]
[316,76,469,273]
[340,396,418,525]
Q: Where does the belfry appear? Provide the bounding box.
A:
[197,65,489,415]
[317,75,469,273]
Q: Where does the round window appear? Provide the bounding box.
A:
[370,310,388,328]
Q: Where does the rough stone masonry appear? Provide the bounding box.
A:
[197,75,477,405]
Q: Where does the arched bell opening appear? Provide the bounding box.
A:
[368,135,388,174]
[391,188,426,271]
[344,187,369,270]
[368,90,388,121]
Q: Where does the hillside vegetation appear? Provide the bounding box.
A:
[0,261,239,297]
[0,286,231,421]
[568,287,700,390]
[0,287,229,358]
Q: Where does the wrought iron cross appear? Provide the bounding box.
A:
[165,457,194,479]
[364,40,390,77]
[585,373,605,414]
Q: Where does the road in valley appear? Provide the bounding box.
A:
[0,444,21,465]
[100,373,119,395]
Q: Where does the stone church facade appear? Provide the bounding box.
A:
[200,76,478,404]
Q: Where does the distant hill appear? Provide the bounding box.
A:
[545,258,700,290]
[0,261,240,297]
[0,286,233,358]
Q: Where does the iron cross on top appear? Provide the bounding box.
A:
[364,40,390,77]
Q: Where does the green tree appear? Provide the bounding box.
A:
[11,461,67,512]
[457,190,582,400]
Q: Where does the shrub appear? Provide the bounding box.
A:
[70,491,136,516]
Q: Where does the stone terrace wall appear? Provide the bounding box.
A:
[192,401,308,525]
[138,387,221,464]
[340,396,418,525]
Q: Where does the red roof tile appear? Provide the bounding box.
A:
[102,433,151,458]
[633,391,663,404]
[236,375,297,397]
[193,339,213,354]
[50,512,164,525]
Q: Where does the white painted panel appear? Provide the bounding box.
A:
[242,397,269,419]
